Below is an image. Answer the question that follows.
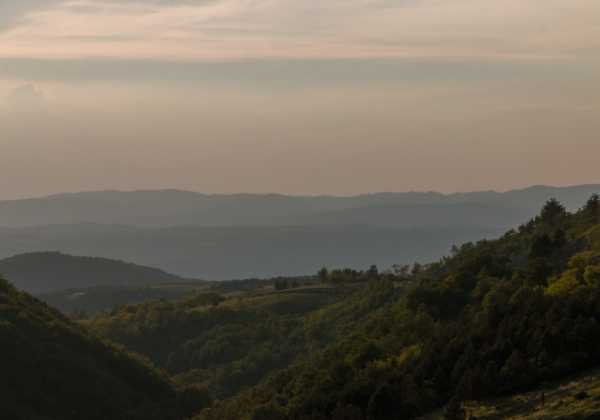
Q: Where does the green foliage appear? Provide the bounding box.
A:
[193,196,600,420]
[89,286,349,399]
[444,396,466,420]
[0,278,210,419]
[8,195,600,419]
[583,194,600,224]
[39,285,202,315]
[539,198,567,225]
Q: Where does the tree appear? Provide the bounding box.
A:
[527,258,552,287]
[540,198,567,224]
[530,234,555,258]
[392,264,411,280]
[318,267,329,283]
[583,194,600,223]
[274,279,289,290]
[411,263,423,277]
[367,383,403,420]
[444,396,466,420]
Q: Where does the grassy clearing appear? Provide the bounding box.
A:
[421,368,600,419]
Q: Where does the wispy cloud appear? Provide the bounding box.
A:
[1,0,599,61]
[0,1,60,30]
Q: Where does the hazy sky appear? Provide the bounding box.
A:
[1,0,599,199]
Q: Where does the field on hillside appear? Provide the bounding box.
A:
[420,369,600,420]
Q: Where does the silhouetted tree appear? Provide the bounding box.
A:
[540,198,567,224]
[583,194,600,223]
[318,267,329,283]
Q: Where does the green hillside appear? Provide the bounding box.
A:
[0,278,210,420]
[183,195,600,419]
[39,282,206,315]
[53,194,600,420]
[420,367,600,419]
[87,284,356,399]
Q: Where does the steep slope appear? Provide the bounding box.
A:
[87,285,354,399]
[38,283,204,315]
[0,251,188,293]
[420,368,600,419]
[192,195,600,419]
[0,278,210,420]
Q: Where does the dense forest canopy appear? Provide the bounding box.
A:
[4,194,600,419]
[87,286,349,399]
[39,284,202,315]
[100,194,599,420]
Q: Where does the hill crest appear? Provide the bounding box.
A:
[0,251,188,293]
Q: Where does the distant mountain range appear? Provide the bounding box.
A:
[0,225,500,281]
[0,184,598,228]
[0,252,188,293]
[0,184,597,279]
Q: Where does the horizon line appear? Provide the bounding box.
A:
[3,182,600,202]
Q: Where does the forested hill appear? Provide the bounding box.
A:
[0,252,188,293]
[0,278,210,420]
[188,195,600,419]
[18,194,600,419]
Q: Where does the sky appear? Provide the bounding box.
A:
[0,0,599,199]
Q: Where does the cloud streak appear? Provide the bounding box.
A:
[0,1,60,30]
[1,0,599,61]
[1,56,598,88]
[0,0,598,199]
